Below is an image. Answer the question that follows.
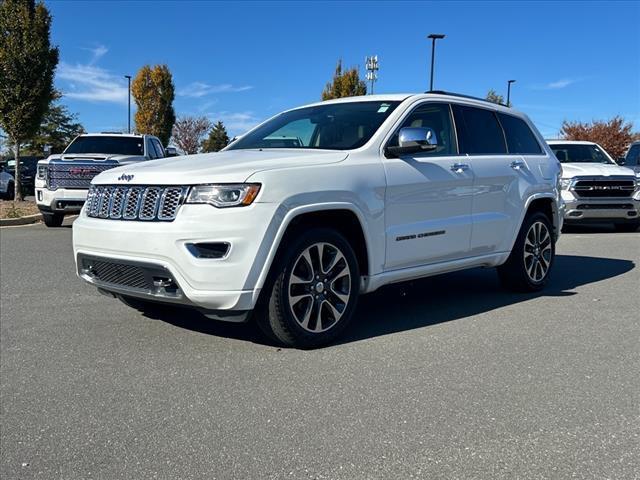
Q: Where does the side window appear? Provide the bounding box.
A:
[626,145,640,166]
[452,105,507,155]
[497,113,542,154]
[152,139,165,158]
[145,139,157,159]
[387,103,457,155]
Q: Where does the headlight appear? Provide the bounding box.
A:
[559,178,572,190]
[37,165,48,180]
[186,184,260,208]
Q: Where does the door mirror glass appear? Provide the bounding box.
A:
[386,127,438,157]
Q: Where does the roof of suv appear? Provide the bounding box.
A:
[303,91,516,113]
[546,140,597,145]
[79,133,147,138]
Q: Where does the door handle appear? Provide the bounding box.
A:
[450,163,470,173]
[510,160,526,170]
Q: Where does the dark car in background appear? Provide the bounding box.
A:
[0,156,41,197]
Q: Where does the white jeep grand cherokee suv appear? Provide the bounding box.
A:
[548,140,640,232]
[36,133,166,227]
[73,92,563,348]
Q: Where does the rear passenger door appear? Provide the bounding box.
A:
[452,104,523,255]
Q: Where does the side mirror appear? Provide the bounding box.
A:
[165,146,178,157]
[385,127,438,157]
[617,157,626,165]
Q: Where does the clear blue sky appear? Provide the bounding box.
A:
[48,0,640,139]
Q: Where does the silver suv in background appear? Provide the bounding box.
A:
[36,133,166,227]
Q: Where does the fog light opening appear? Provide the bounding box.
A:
[186,242,230,259]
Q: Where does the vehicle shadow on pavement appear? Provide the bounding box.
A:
[339,254,635,345]
[142,254,634,347]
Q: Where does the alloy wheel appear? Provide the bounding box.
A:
[523,221,552,282]
[287,242,352,333]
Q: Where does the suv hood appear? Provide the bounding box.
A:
[561,162,635,178]
[92,149,348,185]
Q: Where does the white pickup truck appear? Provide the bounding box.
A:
[36,133,166,227]
[73,92,564,348]
[548,140,640,231]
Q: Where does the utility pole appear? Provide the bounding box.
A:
[507,79,516,107]
[124,75,132,133]
[365,55,379,95]
[427,33,445,91]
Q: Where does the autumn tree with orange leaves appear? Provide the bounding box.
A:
[560,116,639,160]
[132,65,175,146]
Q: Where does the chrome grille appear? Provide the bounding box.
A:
[47,161,119,190]
[86,185,187,221]
[572,178,636,198]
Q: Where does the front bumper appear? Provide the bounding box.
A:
[36,187,87,214]
[561,190,640,223]
[72,202,281,313]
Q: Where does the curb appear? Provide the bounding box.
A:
[0,213,43,227]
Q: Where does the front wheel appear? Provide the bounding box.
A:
[258,228,360,348]
[498,211,555,292]
[42,212,64,227]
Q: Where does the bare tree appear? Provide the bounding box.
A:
[171,116,212,154]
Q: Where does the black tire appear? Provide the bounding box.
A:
[257,228,360,348]
[614,222,640,232]
[498,211,555,292]
[42,212,64,227]
[5,182,15,200]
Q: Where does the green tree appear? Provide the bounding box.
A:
[132,64,176,146]
[486,89,505,105]
[23,93,84,156]
[202,121,230,152]
[321,60,367,100]
[0,0,58,200]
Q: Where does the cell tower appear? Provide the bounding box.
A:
[365,55,379,95]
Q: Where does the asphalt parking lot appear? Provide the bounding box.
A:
[1,221,639,479]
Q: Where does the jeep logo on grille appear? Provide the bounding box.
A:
[69,167,99,176]
[118,173,135,182]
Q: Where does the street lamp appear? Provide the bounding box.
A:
[507,79,516,107]
[365,55,379,95]
[427,33,445,91]
[124,75,132,133]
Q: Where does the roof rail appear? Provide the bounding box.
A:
[99,131,124,134]
[426,90,509,108]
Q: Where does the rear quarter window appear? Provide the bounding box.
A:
[497,113,543,154]
[452,105,507,155]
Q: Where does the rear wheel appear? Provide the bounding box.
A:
[498,211,555,292]
[42,212,64,227]
[614,222,640,232]
[257,228,360,348]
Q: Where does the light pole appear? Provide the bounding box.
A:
[365,55,379,94]
[427,33,445,91]
[124,75,132,133]
[506,79,516,107]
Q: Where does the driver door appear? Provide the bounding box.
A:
[382,102,474,270]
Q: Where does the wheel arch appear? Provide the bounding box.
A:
[253,203,372,295]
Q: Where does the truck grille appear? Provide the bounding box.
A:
[86,185,188,221]
[48,161,120,190]
[573,178,635,198]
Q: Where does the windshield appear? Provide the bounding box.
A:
[227,101,401,151]
[550,144,615,164]
[64,136,144,156]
